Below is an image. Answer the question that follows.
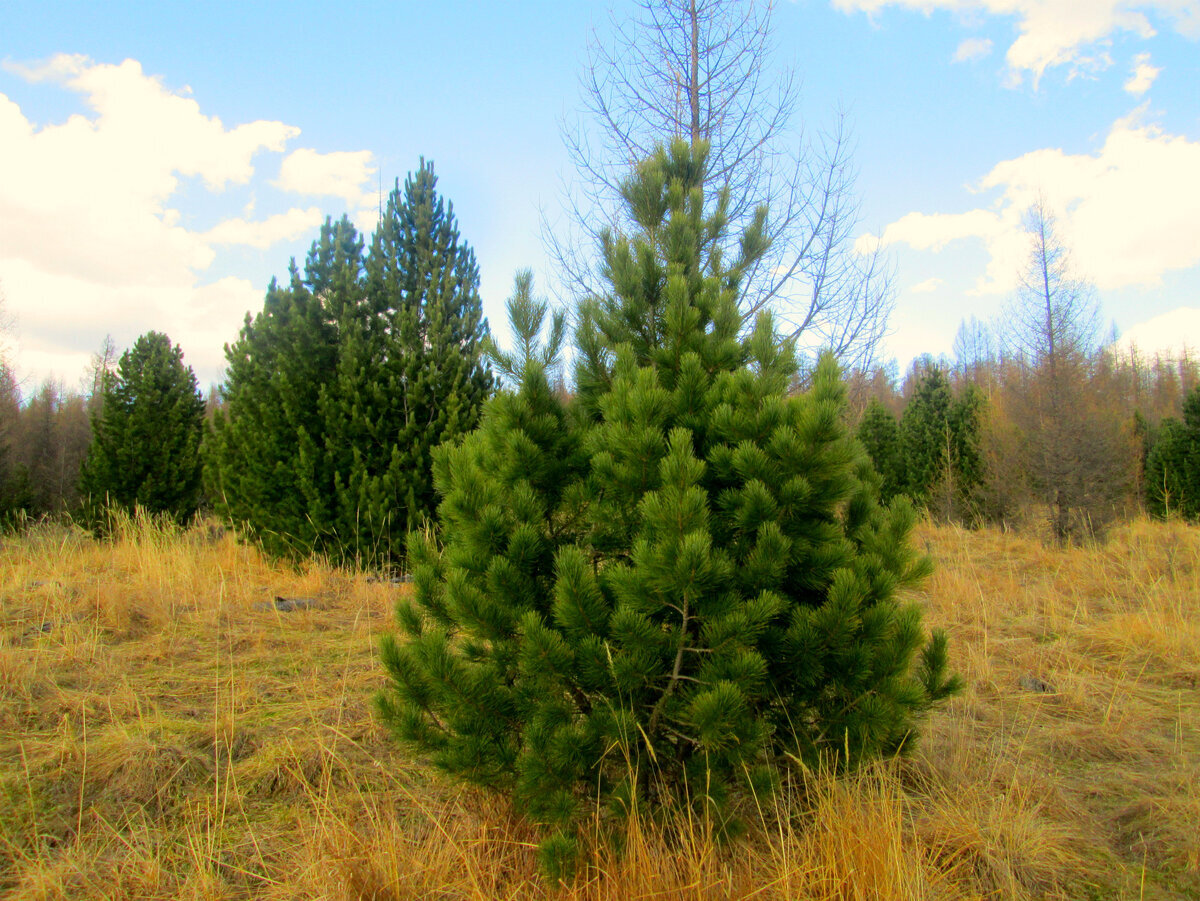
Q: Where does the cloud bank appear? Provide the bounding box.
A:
[0,54,376,387]
[872,109,1200,295]
[1115,307,1200,358]
[832,0,1200,84]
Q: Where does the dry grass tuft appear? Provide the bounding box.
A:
[1,513,1197,899]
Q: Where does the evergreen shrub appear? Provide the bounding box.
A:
[376,143,960,874]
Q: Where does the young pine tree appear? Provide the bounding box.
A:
[1145,385,1200,520]
[377,142,960,874]
[857,398,905,501]
[80,331,205,526]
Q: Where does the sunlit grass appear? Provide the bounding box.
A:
[0,511,1196,899]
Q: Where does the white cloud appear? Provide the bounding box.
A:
[878,209,1006,253]
[0,54,374,387]
[953,37,994,62]
[910,277,945,293]
[831,0,1200,85]
[874,110,1200,294]
[1115,306,1200,358]
[1124,52,1162,94]
[204,207,325,249]
[276,148,376,207]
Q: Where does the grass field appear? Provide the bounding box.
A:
[1,514,1197,899]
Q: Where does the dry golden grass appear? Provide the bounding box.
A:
[1,512,1197,899]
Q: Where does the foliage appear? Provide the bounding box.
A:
[205,231,347,559]
[377,143,960,875]
[206,162,491,566]
[0,362,31,523]
[856,398,904,502]
[79,331,205,527]
[1145,386,1200,520]
[896,367,985,522]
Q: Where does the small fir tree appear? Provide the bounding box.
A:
[377,142,960,874]
[1145,386,1200,520]
[80,331,205,526]
[857,398,905,501]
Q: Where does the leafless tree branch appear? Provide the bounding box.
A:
[547,0,894,368]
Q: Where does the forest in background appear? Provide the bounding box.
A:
[1,298,1195,541]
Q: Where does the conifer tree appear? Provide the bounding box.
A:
[900,366,953,507]
[80,331,205,526]
[900,367,984,522]
[857,398,905,501]
[377,142,960,874]
[205,217,357,559]
[320,162,492,562]
[949,382,986,520]
[207,167,491,567]
[1145,386,1200,520]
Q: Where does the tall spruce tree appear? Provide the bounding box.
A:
[80,331,205,526]
[1145,385,1200,520]
[207,165,491,567]
[377,142,959,874]
[206,217,357,559]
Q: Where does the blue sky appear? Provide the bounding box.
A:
[2,0,1198,390]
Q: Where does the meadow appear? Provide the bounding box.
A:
[0,514,1196,900]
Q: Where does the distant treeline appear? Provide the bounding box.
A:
[2,182,1198,547]
[3,327,1197,540]
[846,339,1199,541]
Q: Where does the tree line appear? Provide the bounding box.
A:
[8,196,1193,545]
[848,203,1200,541]
[0,162,492,554]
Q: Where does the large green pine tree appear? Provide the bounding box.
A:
[900,367,985,522]
[207,163,491,567]
[321,161,493,562]
[80,331,205,526]
[377,142,960,874]
[206,217,356,559]
[948,382,986,520]
[1145,385,1200,520]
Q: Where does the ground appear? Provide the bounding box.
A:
[0,514,1196,899]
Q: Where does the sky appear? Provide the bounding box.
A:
[1,0,1198,393]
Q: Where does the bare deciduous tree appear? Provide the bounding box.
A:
[1001,199,1134,542]
[551,0,894,367]
[1006,198,1101,368]
[82,333,119,416]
